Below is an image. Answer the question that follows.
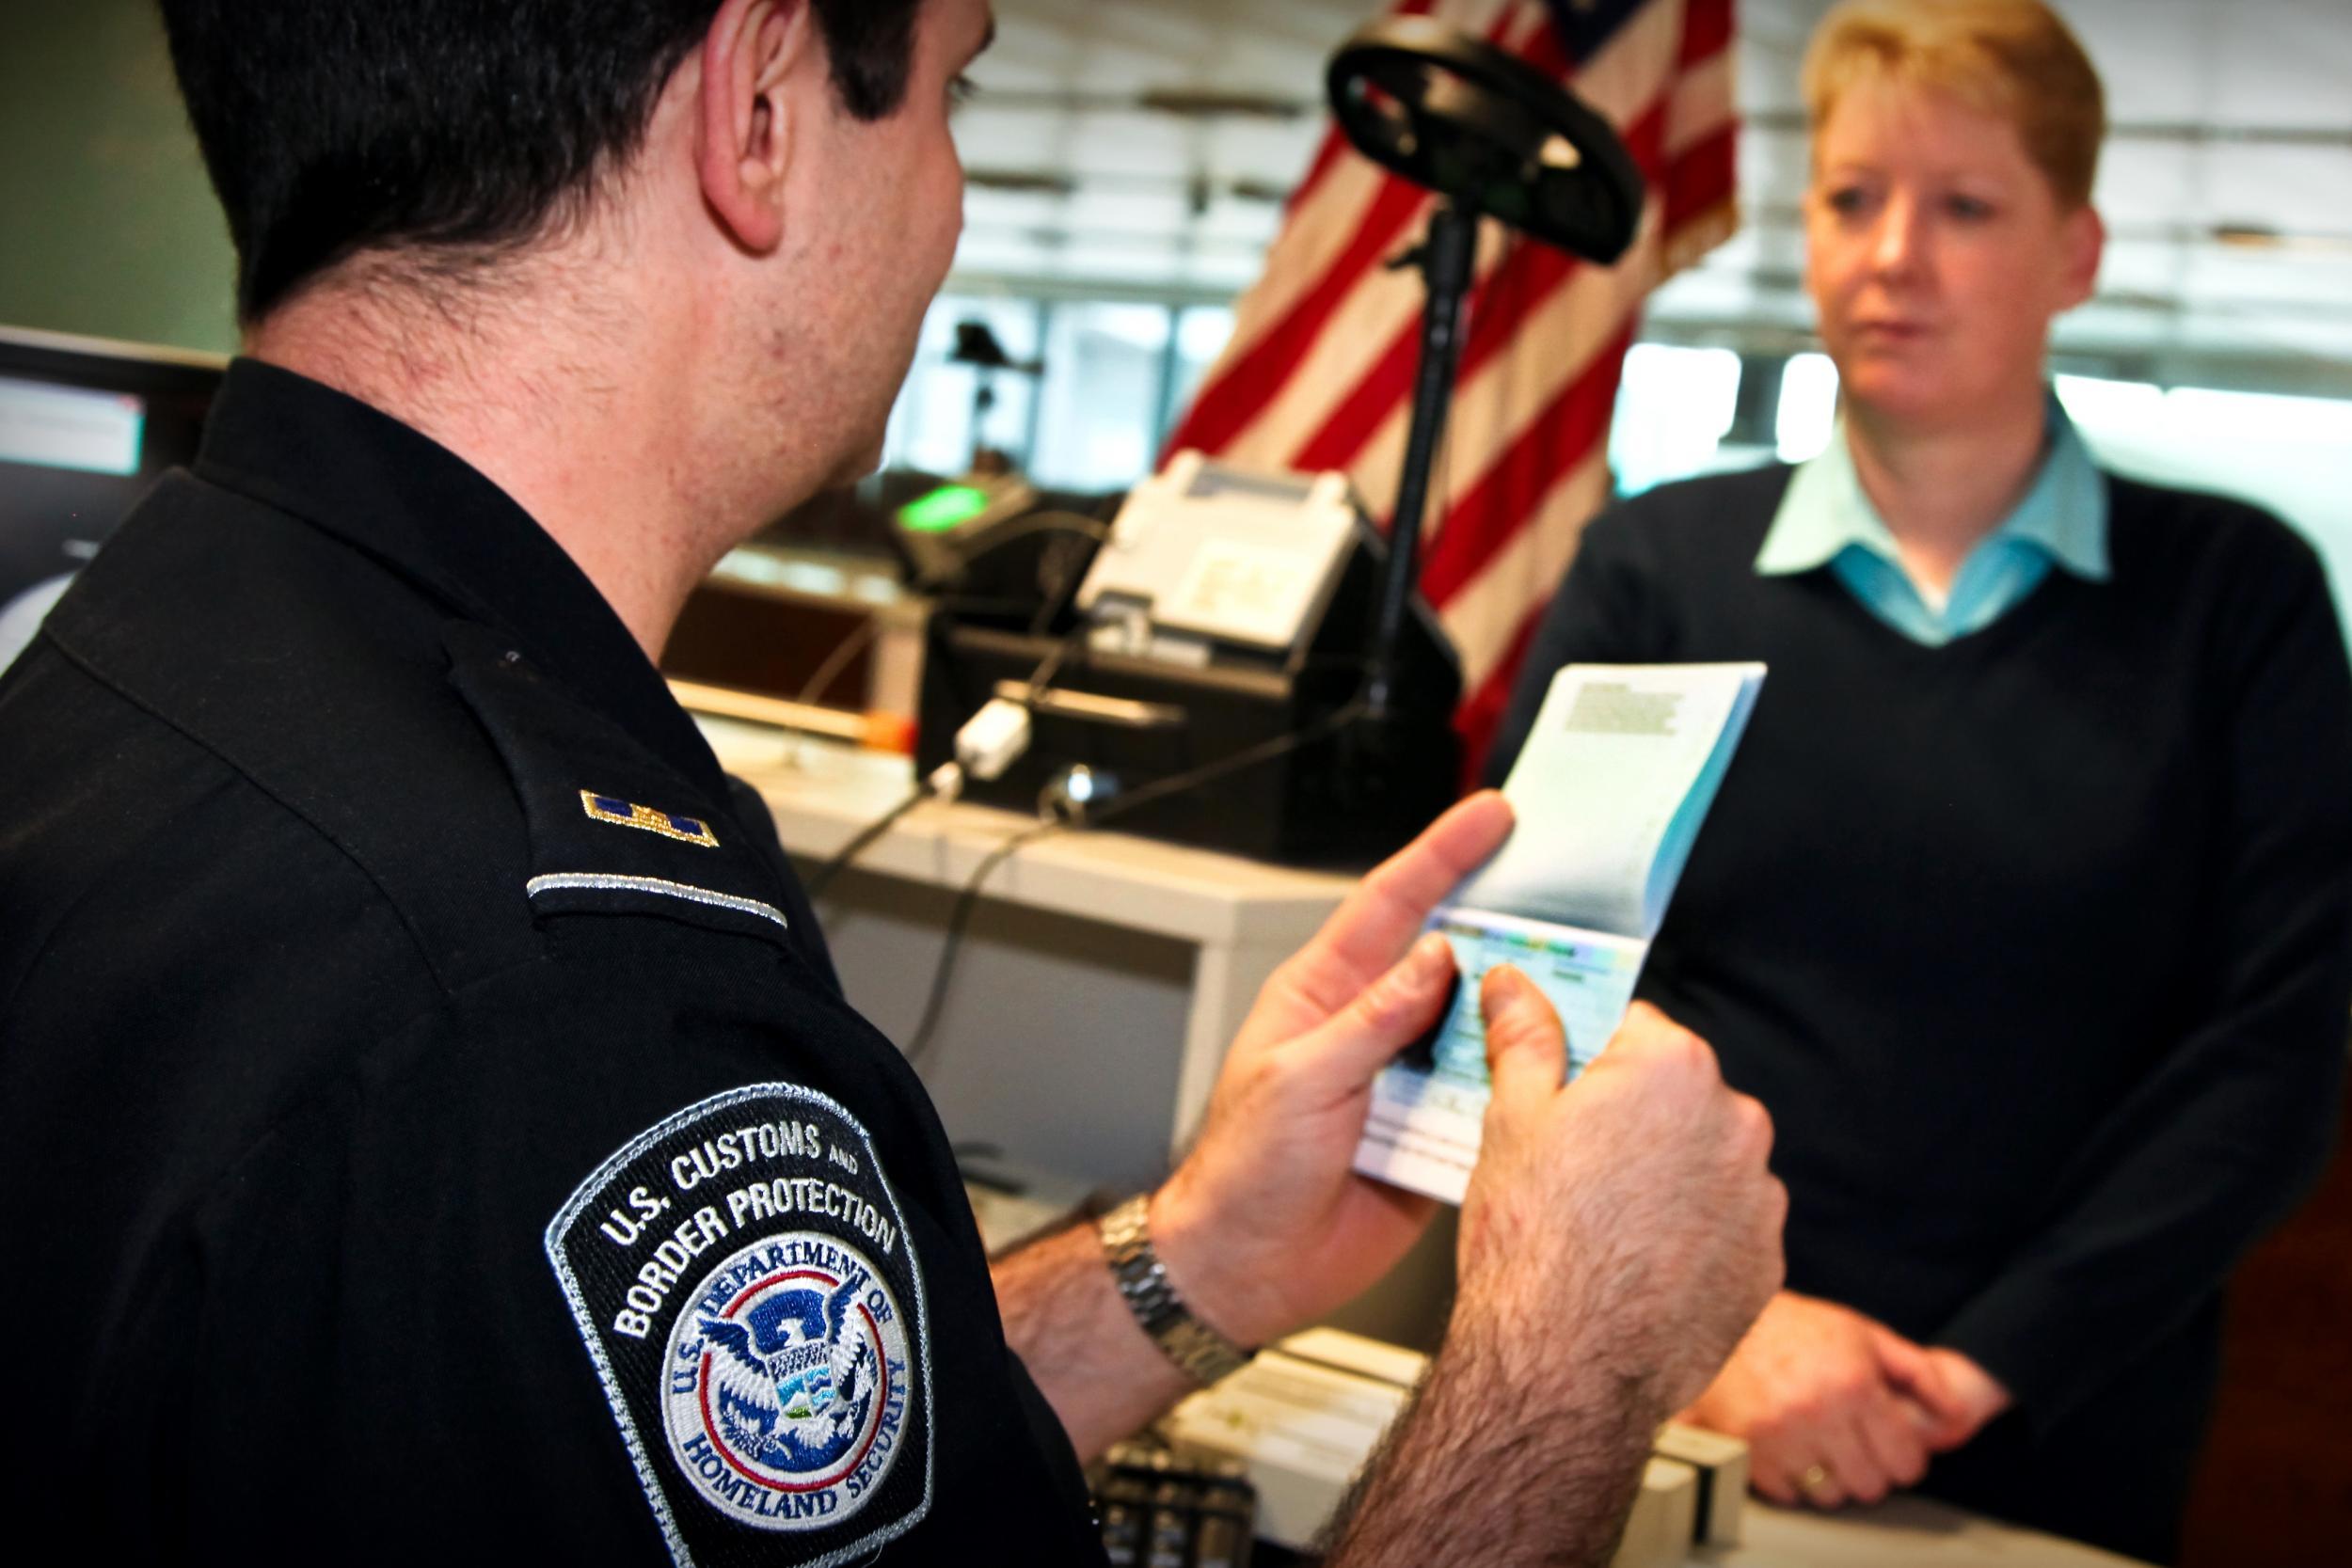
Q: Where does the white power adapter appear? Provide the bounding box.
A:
[953,697,1033,783]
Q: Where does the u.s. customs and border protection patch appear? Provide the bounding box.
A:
[547,1085,933,1566]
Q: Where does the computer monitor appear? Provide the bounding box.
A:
[0,326,223,673]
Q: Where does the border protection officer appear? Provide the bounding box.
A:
[0,2,1783,1560]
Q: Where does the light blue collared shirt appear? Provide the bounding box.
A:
[1755,399,2110,644]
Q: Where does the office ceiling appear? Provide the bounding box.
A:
[951,0,2352,395]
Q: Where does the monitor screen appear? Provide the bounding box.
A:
[0,327,222,673]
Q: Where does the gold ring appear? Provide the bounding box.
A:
[1799,1463,1836,1501]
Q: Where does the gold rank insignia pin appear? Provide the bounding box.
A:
[579,790,720,847]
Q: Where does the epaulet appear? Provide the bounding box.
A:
[442,622,798,951]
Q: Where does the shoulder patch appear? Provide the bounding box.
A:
[582,790,722,847]
[548,1085,933,1565]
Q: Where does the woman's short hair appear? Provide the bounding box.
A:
[1802,0,2106,208]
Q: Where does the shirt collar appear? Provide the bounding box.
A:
[192,357,729,800]
[1756,393,2109,583]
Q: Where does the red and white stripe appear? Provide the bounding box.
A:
[1164,0,1740,773]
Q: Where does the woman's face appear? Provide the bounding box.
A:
[1804,79,2103,430]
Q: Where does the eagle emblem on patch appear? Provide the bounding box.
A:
[666,1233,912,1525]
[547,1085,932,1566]
[580,789,721,847]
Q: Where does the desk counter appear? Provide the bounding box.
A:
[1708,1496,2149,1567]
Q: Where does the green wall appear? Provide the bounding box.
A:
[0,0,238,353]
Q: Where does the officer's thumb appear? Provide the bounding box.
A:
[1482,965,1567,1108]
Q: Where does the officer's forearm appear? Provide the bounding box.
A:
[991,1215,1196,1462]
[996,1214,1663,1560]
[1323,1291,1658,1567]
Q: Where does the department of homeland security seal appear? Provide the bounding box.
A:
[663,1232,911,1526]
[547,1084,933,1567]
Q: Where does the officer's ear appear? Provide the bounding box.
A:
[695,0,817,255]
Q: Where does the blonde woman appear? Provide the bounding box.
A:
[1486,2,2352,1559]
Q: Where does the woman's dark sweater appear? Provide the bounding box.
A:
[1487,464,2352,1560]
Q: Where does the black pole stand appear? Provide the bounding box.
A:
[1364,198,1480,718]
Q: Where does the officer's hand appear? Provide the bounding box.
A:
[1457,980,1786,1422]
[1150,791,1514,1348]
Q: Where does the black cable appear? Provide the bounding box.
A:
[1019,515,1111,640]
[787,613,886,721]
[796,506,1112,888]
[807,631,1081,899]
[901,817,1065,1068]
[794,512,1107,715]
[804,784,929,899]
[1085,695,1370,832]
[1020,617,1092,703]
[852,494,1386,1067]
[900,695,1372,1069]
[807,600,1095,899]
[971,511,1110,566]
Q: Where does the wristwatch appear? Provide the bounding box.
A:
[1097,1194,1254,1386]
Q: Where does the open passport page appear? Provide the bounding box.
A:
[1354,662,1767,1204]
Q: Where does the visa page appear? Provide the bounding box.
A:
[1355,663,1763,1204]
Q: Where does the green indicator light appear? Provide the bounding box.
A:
[897,483,991,533]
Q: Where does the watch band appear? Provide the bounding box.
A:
[1097,1194,1253,1386]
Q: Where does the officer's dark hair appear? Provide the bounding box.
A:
[156,0,929,324]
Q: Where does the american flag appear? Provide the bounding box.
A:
[1162,0,1740,773]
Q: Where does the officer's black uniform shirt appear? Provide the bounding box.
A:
[0,361,1105,1563]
